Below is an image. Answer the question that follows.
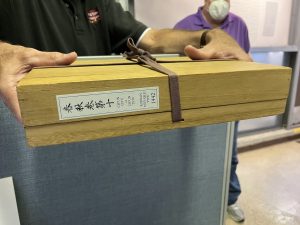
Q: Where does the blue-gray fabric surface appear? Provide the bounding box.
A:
[0,101,228,225]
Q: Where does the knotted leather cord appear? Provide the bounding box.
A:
[123,38,184,123]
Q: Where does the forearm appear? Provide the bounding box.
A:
[139,28,251,61]
[139,28,206,54]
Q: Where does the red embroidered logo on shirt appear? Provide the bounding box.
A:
[87,9,101,24]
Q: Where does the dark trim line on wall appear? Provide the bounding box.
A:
[289,0,300,45]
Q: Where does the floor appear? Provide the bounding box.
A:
[226,137,300,225]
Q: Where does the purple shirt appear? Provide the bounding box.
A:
[174,7,250,53]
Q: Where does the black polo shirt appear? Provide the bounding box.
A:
[0,0,147,55]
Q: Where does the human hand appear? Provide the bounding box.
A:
[0,42,77,122]
[184,28,252,61]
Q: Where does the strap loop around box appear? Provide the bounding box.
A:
[123,38,184,123]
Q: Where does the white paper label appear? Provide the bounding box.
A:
[56,87,159,120]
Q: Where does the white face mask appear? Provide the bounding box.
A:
[208,0,230,21]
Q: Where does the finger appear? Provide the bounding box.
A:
[26,51,77,67]
[0,88,23,123]
[221,49,252,61]
[240,53,253,62]
[184,45,219,60]
[214,51,236,60]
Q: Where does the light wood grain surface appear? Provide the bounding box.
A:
[17,58,291,147]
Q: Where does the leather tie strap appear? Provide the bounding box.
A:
[123,38,184,123]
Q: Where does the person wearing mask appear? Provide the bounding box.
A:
[174,0,250,223]
[0,2,254,225]
[0,0,250,123]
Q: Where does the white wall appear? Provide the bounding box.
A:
[134,0,292,47]
[230,0,292,47]
[135,0,199,29]
[116,0,130,11]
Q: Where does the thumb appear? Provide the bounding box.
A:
[27,51,77,68]
[184,45,220,60]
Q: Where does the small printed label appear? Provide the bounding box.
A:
[56,87,159,120]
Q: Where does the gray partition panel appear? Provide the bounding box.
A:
[0,101,230,225]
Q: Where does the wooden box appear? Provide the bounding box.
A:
[17,57,292,147]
